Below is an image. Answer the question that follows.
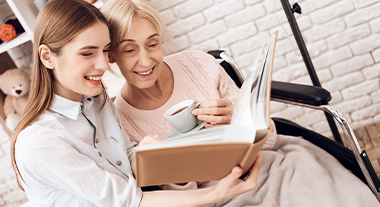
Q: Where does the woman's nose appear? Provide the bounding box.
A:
[95,53,110,71]
[138,49,151,67]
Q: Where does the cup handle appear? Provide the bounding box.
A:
[194,101,203,108]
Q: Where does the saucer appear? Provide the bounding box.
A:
[167,120,207,138]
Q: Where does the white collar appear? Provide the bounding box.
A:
[49,94,82,120]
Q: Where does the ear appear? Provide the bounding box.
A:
[108,52,116,64]
[39,44,55,69]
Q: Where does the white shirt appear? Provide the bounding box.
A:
[15,93,142,206]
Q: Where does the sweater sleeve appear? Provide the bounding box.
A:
[261,119,278,150]
[161,182,198,190]
[205,53,240,103]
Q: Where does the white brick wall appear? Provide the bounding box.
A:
[150,0,380,138]
[1,0,380,205]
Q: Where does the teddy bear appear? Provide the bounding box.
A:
[0,66,30,131]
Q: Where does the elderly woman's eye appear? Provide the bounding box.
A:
[82,53,93,56]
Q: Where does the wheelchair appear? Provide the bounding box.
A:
[206,0,380,201]
[206,49,380,203]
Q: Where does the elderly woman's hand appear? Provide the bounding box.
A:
[137,135,163,149]
[192,98,234,129]
[207,152,262,203]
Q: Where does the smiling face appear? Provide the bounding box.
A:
[110,15,165,90]
[50,22,111,101]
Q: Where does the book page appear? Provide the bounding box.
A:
[139,125,256,150]
[251,34,277,130]
[254,32,278,128]
[231,32,278,141]
[230,44,264,129]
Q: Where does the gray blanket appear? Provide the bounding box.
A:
[206,135,379,207]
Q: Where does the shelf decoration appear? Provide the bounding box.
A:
[85,0,98,4]
[6,19,25,34]
[0,24,16,42]
[0,19,25,42]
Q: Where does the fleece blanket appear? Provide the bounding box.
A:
[206,135,379,207]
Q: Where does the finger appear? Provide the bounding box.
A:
[223,166,243,185]
[139,135,161,146]
[244,152,262,190]
[197,114,231,124]
[203,123,229,129]
[232,166,243,177]
[198,98,232,108]
[193,107,233,116]
[153,135,164,141]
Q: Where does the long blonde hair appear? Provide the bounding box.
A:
[10,0,109,190]
[100,0,172,52]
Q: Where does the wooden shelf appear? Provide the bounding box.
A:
[0,0,38,55]
[6,0,38,36]
[0,0,105,55]
[0,32,31,54]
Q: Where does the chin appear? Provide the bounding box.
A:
[87,89,103,97]
[138,83,156,90]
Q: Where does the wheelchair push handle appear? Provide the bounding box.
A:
[361,150,380,192]
[207,50,224,59]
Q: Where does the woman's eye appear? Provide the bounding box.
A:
[149,43,158,47]
[125,49,135,53]
[103,49,110,53]
[82,53,93,57]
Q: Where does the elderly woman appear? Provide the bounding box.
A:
[100,0,277,191]
[101,0,277,188]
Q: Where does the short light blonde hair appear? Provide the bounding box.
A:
[101,0,172,51]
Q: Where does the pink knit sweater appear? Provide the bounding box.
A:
[115,50,277,190]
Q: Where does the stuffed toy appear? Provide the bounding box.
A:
[0,66,30,131]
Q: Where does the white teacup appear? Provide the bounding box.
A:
[164,100,202,133]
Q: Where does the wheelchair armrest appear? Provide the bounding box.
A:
[271,81,332,106]
[207,50,332,106]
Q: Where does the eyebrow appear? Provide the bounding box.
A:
[120,34,159,44]
[79,42,111,50]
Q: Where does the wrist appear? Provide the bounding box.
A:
[199,186,221,206]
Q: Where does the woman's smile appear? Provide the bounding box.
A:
[134,66,155,77]
[84,73,104,85]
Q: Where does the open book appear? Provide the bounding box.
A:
[134,31,278,187]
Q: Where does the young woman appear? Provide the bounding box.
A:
[10,0,262,206]
[100,0,277,191]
